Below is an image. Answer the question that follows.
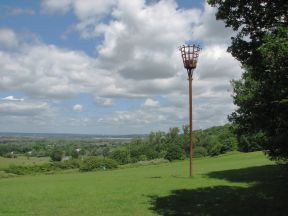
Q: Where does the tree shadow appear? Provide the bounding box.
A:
[149,165,288,216]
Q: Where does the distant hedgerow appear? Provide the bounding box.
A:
[79,157,118,172]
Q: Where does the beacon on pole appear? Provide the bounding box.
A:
[179,44,201,177]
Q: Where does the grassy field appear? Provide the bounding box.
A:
[0,151,287,216]
[0,156,50,169]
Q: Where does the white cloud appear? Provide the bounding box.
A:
[73,104,83,112]
[73,0,116,20]
[0,1,244,133]
[0,39,115,99]
[96,0,199,81]
[196,45,241,80]
[41,0,73,14]
[0,100,50,116]
[192,3,235,44]
[0,28,18,48]
[1,96,24,102]
[42,0,115,18]
[142,98,160,107]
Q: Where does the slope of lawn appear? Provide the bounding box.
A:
[0,151,287,216]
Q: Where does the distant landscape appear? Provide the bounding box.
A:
[0,132,146,139]
[0,124,238,172]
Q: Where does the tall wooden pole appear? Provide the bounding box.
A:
[179,44,200,177]
[188,70,193,177]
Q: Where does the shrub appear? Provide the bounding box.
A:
[0,170,17,179]
[5,164,56,175]
[50,149,63,161]
[4,160,81,175]
[3,153,17,158]
[79,157,118,172]
[208,144,223,156]
[71,150,79,159]
[5,165,28,175]
[164,145,185,161]
[193,147,208,158]
[52,159,80,169]
[122,158,169,168]
[110,149,130,165]
[138,155,147,161]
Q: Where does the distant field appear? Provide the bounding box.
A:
[0,156,50,169]
[0,151,287,216]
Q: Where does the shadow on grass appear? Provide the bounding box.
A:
[149,165,288,216]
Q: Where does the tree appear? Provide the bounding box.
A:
[208,0,288,162]
[164,145,185,161]
[102,147,110,158]
[50,149,63,161]
[110,149,130,165]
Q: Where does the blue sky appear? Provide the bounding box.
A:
[0,0,242,134]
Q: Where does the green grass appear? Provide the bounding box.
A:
[0,151,287,216]
[0,156,50,169]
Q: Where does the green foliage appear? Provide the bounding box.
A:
[102,147,110,158]
[110,125,239,164]
[208,144,223,157]
[138,154,147,161]
[194,125,238,155]
[4,159,81,175]
[110,148,130,165]
[122,158,169,168]
[53,159,80,169]
[164,145,185,161]
[193,147,208,158]
[3,152,17,158]
[71,150,79,159]
[5,164,55,175]
[50,149,63,161]
[0,170,17,179]
[208,0,288,162]
[237,132,264,152]
[79,157,118,172]
[208,0,287,65]
[0,124,240,169]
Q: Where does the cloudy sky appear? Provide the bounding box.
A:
[0,0,242,135]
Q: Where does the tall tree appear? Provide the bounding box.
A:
[208,0,288,161]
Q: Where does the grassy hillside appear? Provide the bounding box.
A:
[0,152,287,216]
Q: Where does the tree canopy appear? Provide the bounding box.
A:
[208,0,288,161]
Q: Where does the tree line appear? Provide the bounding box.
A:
[0,124,238,165]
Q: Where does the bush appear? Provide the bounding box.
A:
[193,147,208,158]
[5,165,29,175]
[52,159,80,169]
[110,149,130,165]
[0,170,17,179]
[164,145,185,161]
[208,144,223,157]
[5,160,81,175]
[4,164,55,175]
[50,149,63,161]
[122,158,169,168]
[71,150,79,159]
[3,153,17,158]
[79,157,118,172]
[138,155,147,161]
